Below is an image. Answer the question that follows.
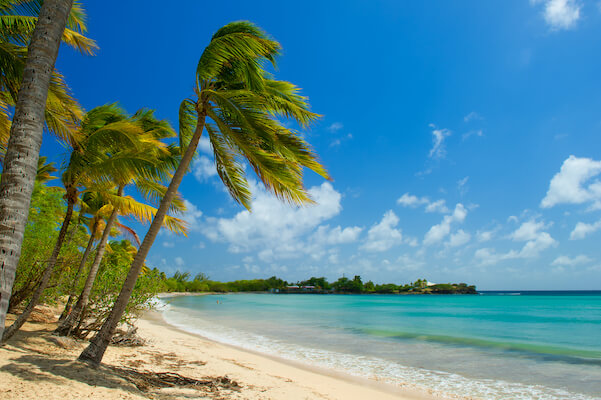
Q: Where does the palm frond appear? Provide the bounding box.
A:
[205,123,251,209]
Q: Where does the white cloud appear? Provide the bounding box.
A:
[476,228,498,243]
[510,220,546,241]
[204,182,356,261]
[476,219,557,265]
[551,255,592,266]
[397,193,428,207]
[312,225,363,245]
[425,199,449,213]
[397,193,448,213]
[532,0,581,30]
[163,241,174,248]
[327,122,343,132]
[361,210,404,252]
[182,200,203,231]
[424,204,467,245]
[570,219,601,240]
[428,124,452,159]
[175,256,185,267]
[447,229,471,247]
[541,156,601,209]
[510,219,557,257]
[198,136,213,154]
[193,156,217,182]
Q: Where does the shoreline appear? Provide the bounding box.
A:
[145,308,450,400]
[1,305,450,399]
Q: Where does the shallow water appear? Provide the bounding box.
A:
[160,292,601,399]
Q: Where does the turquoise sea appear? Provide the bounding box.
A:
[160,292,601,399]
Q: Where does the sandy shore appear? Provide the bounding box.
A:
[0,303,448,399]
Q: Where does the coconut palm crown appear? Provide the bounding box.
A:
[180,21,330,208]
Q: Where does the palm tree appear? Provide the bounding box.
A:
[79,21,329,365]
[57,191,105,322]
[0,0,85,341]
[1,104,169,342]
[55,111,186,336]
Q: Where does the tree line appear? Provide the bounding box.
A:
[161,273,477,295]
[0,1,328,367]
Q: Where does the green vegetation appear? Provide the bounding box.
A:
[159,273,477,295]
[6,180,163,340]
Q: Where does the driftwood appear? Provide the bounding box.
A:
[110,326,146,347]
[109,366,241,393]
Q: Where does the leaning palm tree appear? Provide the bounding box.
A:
[79,21,329,365]
[1,104,167,342]
[57,191,106,322]
[55,112,186,336]
[0,0,89,340]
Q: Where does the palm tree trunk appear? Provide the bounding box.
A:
[0,0,73,341]
[2,199,74,342]
[78,115,207,365]
[58,218,99,322]
[56,190,122,336]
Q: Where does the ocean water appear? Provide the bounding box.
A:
[160,292,601,399]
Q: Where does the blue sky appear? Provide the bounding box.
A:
[43,0,601,289]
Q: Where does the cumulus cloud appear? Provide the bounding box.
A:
[570,219,601,240]
[203,182,359,261]
[175,256,185,267]
[510,219,557,258]
[198,137,213,154]
[425,199,450,213]
[397,193,449,213]
[181,200,203,231]
[475,219,557,265]
[551,255,592,266]
[193,156,218,181]
[397,193,429,207]
[476,228,498,243]
[541,156,601,209]
[531,0,581,30]
[423,204,467,245]
[361,210,404,252]
[312,225,363,245]
[428,124,452,159]
[447,229,471,247]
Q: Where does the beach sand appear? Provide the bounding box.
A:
[0,304,447,399]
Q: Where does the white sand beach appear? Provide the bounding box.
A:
[0,304,449,400]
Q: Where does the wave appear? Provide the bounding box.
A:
[358,328,601,365]
[161,305,598,400]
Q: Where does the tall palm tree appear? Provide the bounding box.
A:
[1,103,168,342]
[0,0,75,342]
[79,21,329,365]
